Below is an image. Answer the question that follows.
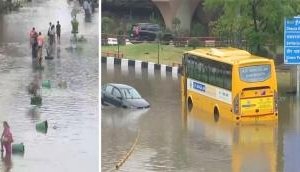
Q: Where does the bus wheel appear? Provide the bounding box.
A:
[214,107,219,122]
[187,97,193,111]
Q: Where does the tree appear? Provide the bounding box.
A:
[191,22,206,37]
[204,0,300,55]
[101,17,115,34]
[172,17,181,35]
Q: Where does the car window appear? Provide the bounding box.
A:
[112,88,122,98]
[135,23,160,32]
[105,85,113,94]
[120,88,142,99]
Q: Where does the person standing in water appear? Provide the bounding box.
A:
[37,32,45,65]
[29,27,38,58]
[1,121,13,155]
[56,21,61,43]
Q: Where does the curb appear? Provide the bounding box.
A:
[101,56,181,78]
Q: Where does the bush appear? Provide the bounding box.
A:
[191,23,205,37]
[188,38,199,49]
[102,17,115,34]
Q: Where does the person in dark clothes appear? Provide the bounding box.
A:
[56,21,61,43]
[32,31,38,58]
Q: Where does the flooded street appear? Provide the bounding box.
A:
[102,64,300,172]
[0,0,98,171]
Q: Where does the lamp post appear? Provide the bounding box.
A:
[157,39,160,64]
[118,38,120,58]
[157,32,161,64]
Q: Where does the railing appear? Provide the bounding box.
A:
[101,33,249,50]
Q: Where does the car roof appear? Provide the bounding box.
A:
[107,83,133,89]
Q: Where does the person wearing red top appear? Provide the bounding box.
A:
[1,121,13,155]
[30,27,38,58]
[37,32,45,65]
[29,28,36,45]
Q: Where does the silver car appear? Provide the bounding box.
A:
[101,83,150,109]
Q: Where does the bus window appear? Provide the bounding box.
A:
[224,65,232,90]
[239,65,271,83]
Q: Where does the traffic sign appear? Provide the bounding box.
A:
[284,17,300,64]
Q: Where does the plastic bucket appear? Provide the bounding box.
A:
[45,56,54,60]
[42,80,51,88]
[12,143,25,154]
[31,96,42,105]
[36,120,48,134]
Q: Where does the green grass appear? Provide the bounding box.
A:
[101,43,193,66]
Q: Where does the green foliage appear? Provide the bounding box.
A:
[172,17,181,35]
[188,38,199,49]
[149,12,163,26]
[204,0,300,54]
[191,22,206,37]
[101,17,115,34]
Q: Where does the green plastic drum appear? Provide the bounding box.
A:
[31,96,42,105]
[12,143,25,154]
[36,120,48,134]
[42,80,51,88]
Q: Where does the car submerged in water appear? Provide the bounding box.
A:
[101,83,150,109]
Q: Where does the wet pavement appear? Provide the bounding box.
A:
[0,0,98,171]
[102,64,300,172]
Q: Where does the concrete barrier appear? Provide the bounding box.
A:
[101,56,180,78]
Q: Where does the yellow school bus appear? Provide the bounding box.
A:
[181,47,278,122]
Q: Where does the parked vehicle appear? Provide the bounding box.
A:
[101,83,150,109]
[130,23,173,42]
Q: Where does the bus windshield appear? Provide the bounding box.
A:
[239,64,271,83]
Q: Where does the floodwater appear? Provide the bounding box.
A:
[102,64,300,172]
[0,0,98,172]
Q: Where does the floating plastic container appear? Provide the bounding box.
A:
[31,96,42,105]
[45,55,54,60]
[42,80,51,88]
[12,143,25,154]
[36,120,48,134]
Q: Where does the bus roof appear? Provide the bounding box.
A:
[185,47,272,65]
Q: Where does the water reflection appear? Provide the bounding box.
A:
[278,96,300,172]
[56,46,61,58]
[1,152,12,172]
[102,106,148,131]
[26,106,41,121]
[182,102,278,172]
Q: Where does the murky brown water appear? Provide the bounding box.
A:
[0,0,98,171]
[102,64,300,172]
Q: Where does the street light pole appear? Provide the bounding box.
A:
[157,39,160,64]
[118,38,120,58]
